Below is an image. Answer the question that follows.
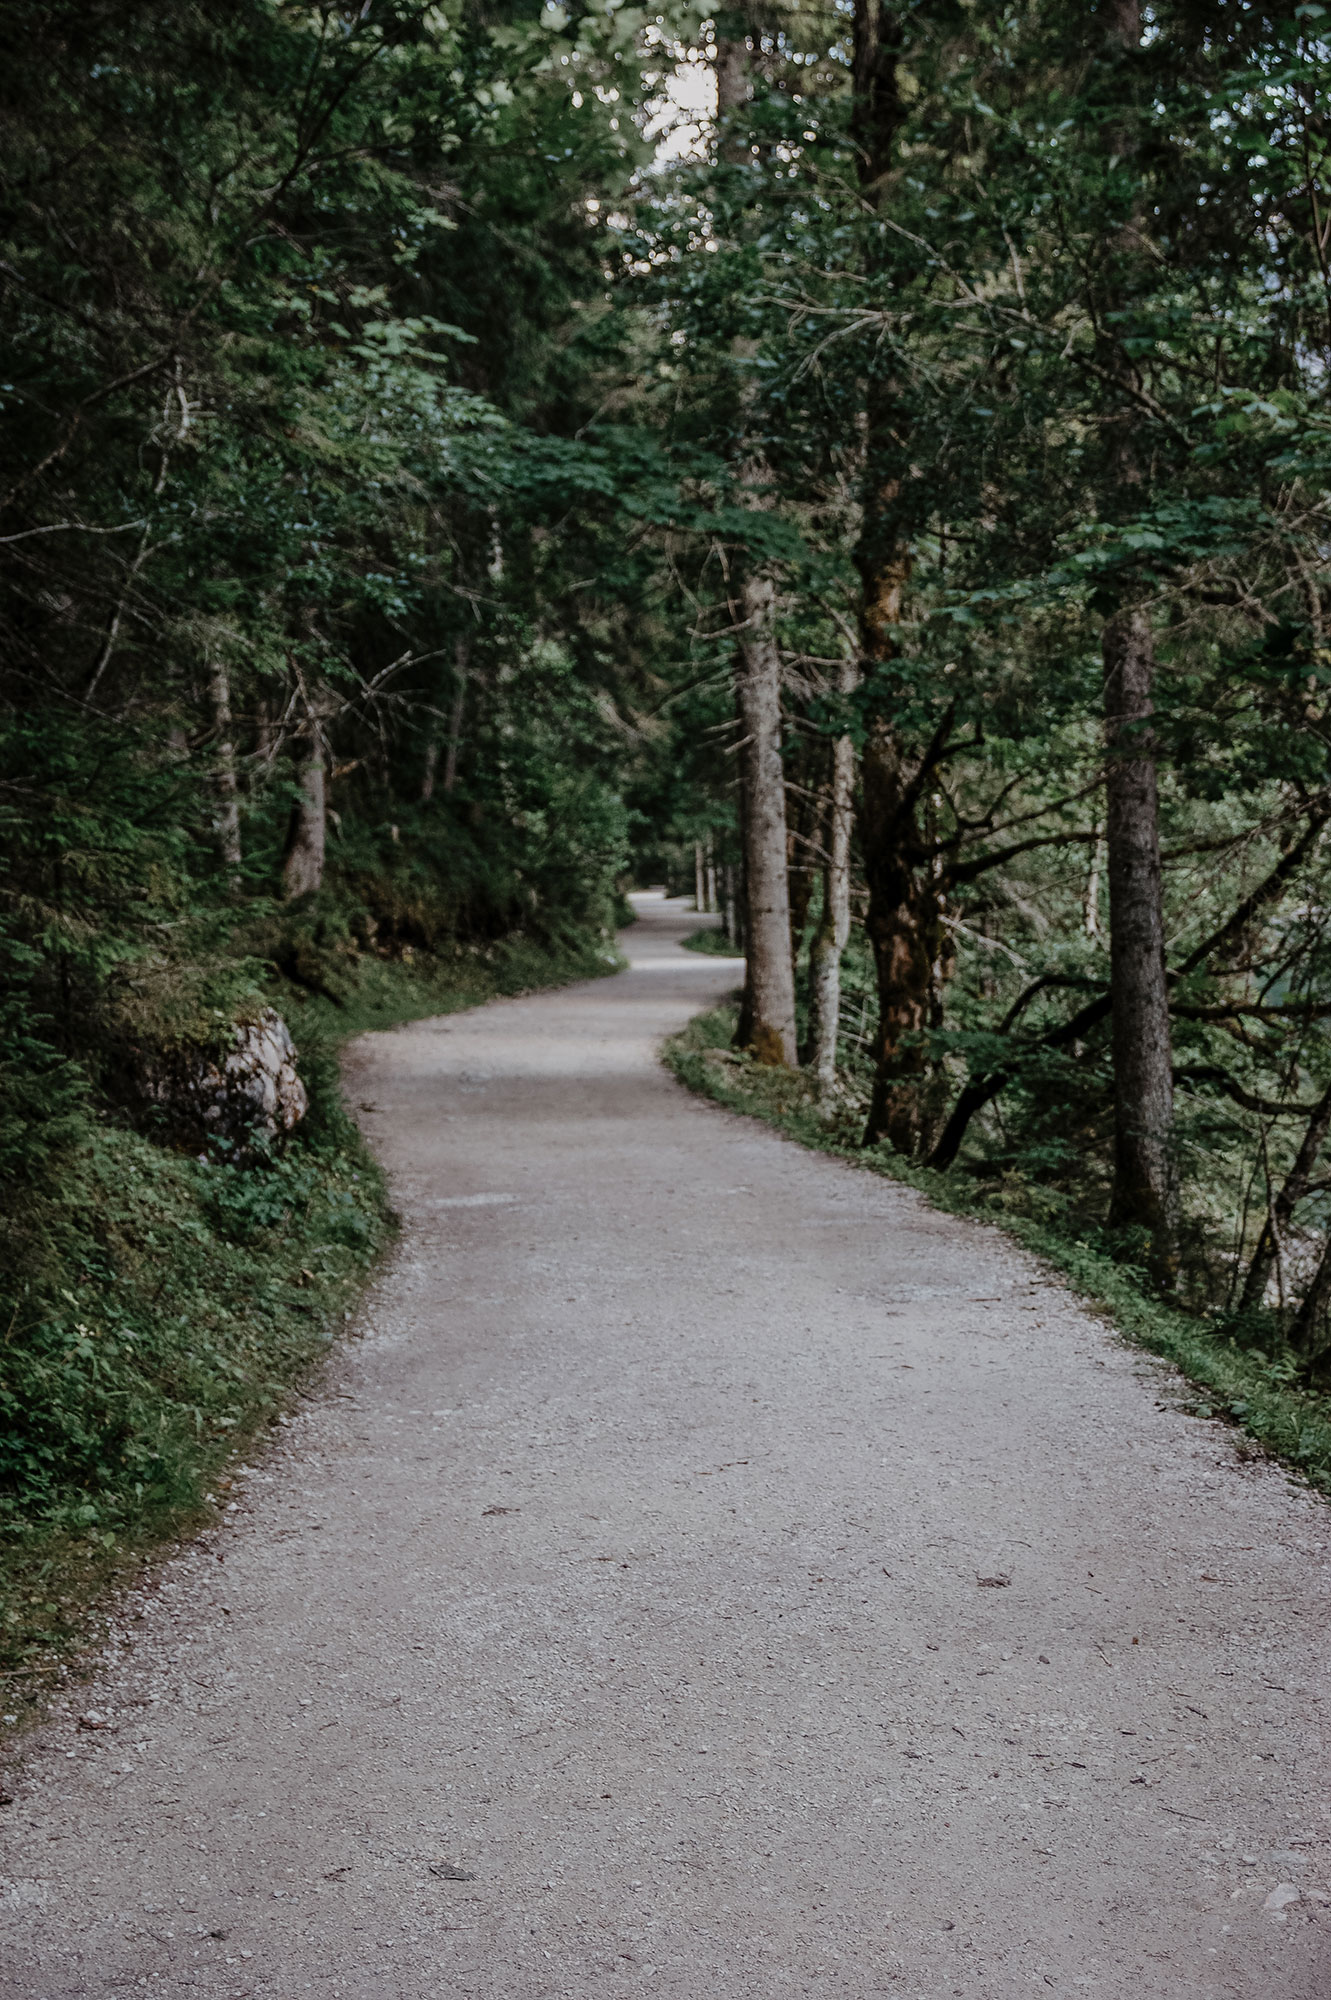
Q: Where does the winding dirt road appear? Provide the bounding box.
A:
[5,893,1331,1998]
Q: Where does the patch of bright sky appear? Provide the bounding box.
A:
[642,27,716,164]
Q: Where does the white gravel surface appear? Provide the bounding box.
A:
[4,891,1331,1998]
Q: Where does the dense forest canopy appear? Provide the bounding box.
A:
[4,0,1331,1552]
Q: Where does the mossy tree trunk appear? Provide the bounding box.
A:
[282,723,326,900]
[207,659,241,877]
[717,21,797,1068]
[808,664,858,1099]
[734,567,797,1065]
[1103,604,1177,1275]
[852,0,946,1151]
[1097,0,1178,1283]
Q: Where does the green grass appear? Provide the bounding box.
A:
[0,927,620,1724]
[665,1001,1331,1501]
[283,926,623,1040]
[679,925,744,956]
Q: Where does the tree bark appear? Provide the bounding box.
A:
[723,861,739,950]
[716,21,797,1067]
[281,724,326,899]
[851,0,946,1151]
[714,32,751,140]
[1240,1077,1331,1313]
[207,659,242,876]
[254,695,277,766]
[734,568,798,1064]
[1103,605,1177,1276]
[420,734,440,804]
[851,0,903,200]
[1290,1235,1331,1364]
[422,635,469,802]
[695,840,707,913]
[860,720,950,1150]
[1084,826,1104,936]
[1095,0,1177,1278]
[786,763,819,974]
[808,666,858,1099]
[1103,0,1142,44]
[442,639,468,796]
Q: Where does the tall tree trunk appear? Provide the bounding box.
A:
[1084,826,1105,936]
[1096,0,1177,1280]
[282,724,326,899]
[716,23,797,1067]
[441,638,468,796]
[422,649,468,803]
[695,840,707,913]
[1103,605,1177,1275]
[1240,1077,1331,1312]
[852,0,944,1151]
[421,638,468,803]
[723,861,739,951]
[860,720,950,1150]
[206,659,242,875]
[808,665,858,1099]
[785,734,821,976]
[254,695,277,765]
[420,734,440,804]
[855,448,950,1148]
[1290,1236,1331,1366]
[734,568,797,1064]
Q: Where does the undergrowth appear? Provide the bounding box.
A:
[279,919,622,1041]
[679,926,745,957]
[0,924,619,1721]
[666,1001,1331,1503]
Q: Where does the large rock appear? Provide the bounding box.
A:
[140,1007,308,1158]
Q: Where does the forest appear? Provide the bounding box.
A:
[3,0,1331,1658]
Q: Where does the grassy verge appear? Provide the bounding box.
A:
[0,927,620,1728]
[280,923,622,1040]
[679,926,744,957]
[666,1001,1331,1501]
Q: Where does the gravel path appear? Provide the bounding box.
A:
[4,891,1331,1998]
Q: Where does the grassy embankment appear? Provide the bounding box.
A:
[0,927,619,1722]
[666,995,1331,1501]
[677,926,745,957]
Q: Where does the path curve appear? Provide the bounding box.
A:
[4,893,1331,1998]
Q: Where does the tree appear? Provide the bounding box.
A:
[715,9,798,1067]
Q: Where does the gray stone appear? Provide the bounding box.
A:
[141,1007,307,1156]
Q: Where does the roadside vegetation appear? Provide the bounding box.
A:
[636,6,1331,1430]
[680,928,746,958]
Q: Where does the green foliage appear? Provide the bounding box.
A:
[680,926,743,956]
[624,1,1331,1343]
[273,915,625,1044]
[0,969,87,1186]
[0,1104,389,1670]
